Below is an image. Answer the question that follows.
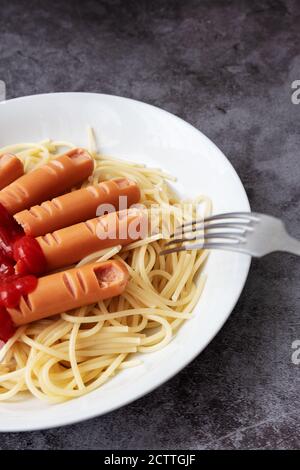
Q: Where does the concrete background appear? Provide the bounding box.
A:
[0,0,299,449]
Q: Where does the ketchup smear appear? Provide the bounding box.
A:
[0,203,47,343]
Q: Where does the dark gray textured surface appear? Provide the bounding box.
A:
[0,0,299,450]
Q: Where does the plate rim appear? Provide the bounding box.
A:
[0,92,251,432]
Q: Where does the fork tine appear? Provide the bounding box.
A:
[172,221,254,238]
[160,246,192,255]
[204,212,259,222]
[173,212,258,235]
[165,231,246,247]
[160,241,247,256]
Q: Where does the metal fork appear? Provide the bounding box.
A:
[160,212,300,257]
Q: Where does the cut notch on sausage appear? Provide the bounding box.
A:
[41,232,60,246]
[113,178,131,189]
[86,185,100,197]
[76,271,88,294]
[51,198,63,210]
[40,202,53,215]
[15,184,29,198]
[44,164,60,175]
[50,160,64,170]
[23,295,33,311]
[62,273,77,298]
[100,183,110,194]
[29,207,41,219]
[84,220,95,234]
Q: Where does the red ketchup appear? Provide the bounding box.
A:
[0,203,47,342]
[13,236,47,275]
[0,307,16,343]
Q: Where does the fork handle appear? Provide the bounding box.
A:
[283,235,300,256]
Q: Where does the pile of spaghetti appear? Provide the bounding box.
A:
[0,131,211,402]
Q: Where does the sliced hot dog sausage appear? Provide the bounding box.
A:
[7,260,129,326]
[14,178,141,237]
[35,209,147,272]
[0,154,24,189]
[0,148,94,215]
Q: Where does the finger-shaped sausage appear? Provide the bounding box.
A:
[0,154,24,189]
[0,148,94,214]
[14,178,141,237]
[36,209,147,271]
[7,260,129,326]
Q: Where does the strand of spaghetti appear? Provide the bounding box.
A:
[48,341,136,354]
[87,126,98,156]
[122,234,163,252]
[24,351,58,402]
[137,246,153,283]
[184,274,207,314]
[72,347,136,356]
[61,308,192,324]
[148,269,172,281]
[19,147,51,163]
[69,307,86,391]
[0,380,25,400]
[136,245,153,288]
[138,314,173,353]
[25,358,61,403]
[96,325,129,332]
[51,140,75,149]
[122,314,148,333]
[161,253,190,298]
[49,356,139,381]
[28,347,123,400]
[26,154,50,169]
[0,327,26,362]
[41,358,88,398]
[97,245,123,262]
[97,169,158,189]
[120,359,142,368]
[37,320,73,350]
[53,335,142,351]
[41,353,127,400]
[84,354,127,393]
[64,321,105,340]
[190,250,209,279]
[0,140,53,154]
[104,164,173,180]
[77,245,122,267]
[94,155,146,167]
[184,252,206,294]
[67,330,144,340]
[125,276,197,308]
[21,335,70,361]
[170,275,207,334]
[49,356,115,379]
[0,367,25,383]
[13,346,27,369]
[139,329,167,347]
[71,334,143,347]
[172,253,195,301]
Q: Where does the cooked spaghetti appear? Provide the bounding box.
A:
[0,130,211,402]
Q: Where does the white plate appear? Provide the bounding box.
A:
[0,93,250,431]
